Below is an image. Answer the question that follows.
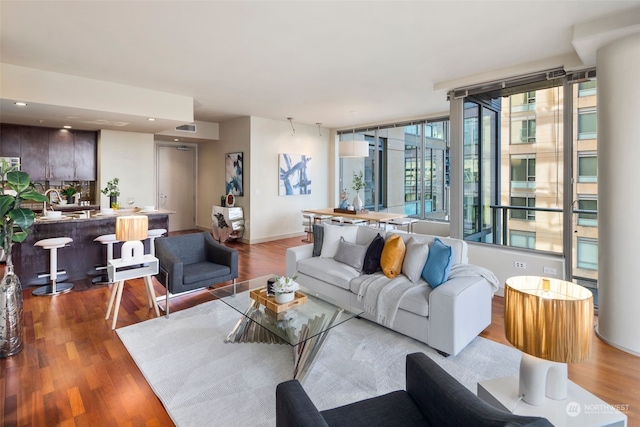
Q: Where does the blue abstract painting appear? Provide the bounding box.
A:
[225,152,243,196]
[279,153,311,196]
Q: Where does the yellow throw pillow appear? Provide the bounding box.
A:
[380,234,406,279]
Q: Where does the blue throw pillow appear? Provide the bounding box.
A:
[421,238,453,287]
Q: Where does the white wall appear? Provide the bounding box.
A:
[196,117,250,232]
[249,117,330,243]
[98,129,155,208]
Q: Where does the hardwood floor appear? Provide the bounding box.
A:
[1,234,638,426]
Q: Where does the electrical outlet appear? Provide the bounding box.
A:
[514,261,527,269]
[543,267,557,275]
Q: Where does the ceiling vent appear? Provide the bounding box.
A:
[175,123,197,133]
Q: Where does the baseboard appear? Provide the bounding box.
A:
[249,232,306,244]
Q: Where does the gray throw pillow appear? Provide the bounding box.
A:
[334,237,367,272]
[312,224,324,257]
[402,236,430,283]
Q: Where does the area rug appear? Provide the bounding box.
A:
[117,299,521,427]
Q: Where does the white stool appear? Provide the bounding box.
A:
[92,234,120,284]
[33,237,74,296]
[302,213,315,242]
[313,214,332,224]
[147,228,167,256]
[383,218,419,233]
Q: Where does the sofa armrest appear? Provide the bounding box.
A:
[204,233,239,276]
[154,242,184,291]
[405,353,552,427]
[276,380,329,427]
[427,276,494,356]
[286,244,314,278]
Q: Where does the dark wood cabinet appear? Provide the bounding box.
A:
[0,124,97,181]
[0,124,22,157]
[48,129,75,180]
[74,130,97,180]
[20,126,49,180]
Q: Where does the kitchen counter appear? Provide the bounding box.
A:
[34,208,173,223]
[14,209,172,286]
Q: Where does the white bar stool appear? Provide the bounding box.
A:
[147,228,167,256]
[33,237,74,296]
[385,218,419,233]
[302,213,315,242]
[92,234,120,284]
[313,214,333,224]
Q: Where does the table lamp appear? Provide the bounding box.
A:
[504,276,593,406]
[116,215,148,262]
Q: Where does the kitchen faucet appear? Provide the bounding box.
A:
[43,189,61,212]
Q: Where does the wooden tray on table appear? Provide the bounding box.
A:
[249,286,308,313]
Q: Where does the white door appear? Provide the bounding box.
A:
[157,144,196,231]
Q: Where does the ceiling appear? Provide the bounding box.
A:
[1,1,639,133]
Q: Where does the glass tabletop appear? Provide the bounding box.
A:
[209,275,363,347]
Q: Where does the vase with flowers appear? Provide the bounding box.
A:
[101,178,120,209]
[272,275,300,304]
[351,170,366,211]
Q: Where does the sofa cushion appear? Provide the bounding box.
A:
[297,257,359,290]
[356,225,386,246]
[334,237,367,271]
[312,224,324,257]
[362,233,385,275]
[380,234,406,279]
[402,237,430,283]
[320,224,359,258]
[397,232,467,266]
[350,275,431,317]
[421,238,453,287]
[183,262,231,285]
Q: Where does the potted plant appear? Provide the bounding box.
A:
[351,170,366,211]
[0,160,48,357]
[60,185,77,204]
[101,178,120,208]
[272,275,299,304]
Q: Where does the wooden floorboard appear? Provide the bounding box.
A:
[1,233,637,426]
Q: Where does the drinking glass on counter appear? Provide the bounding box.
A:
[127,197,135,208]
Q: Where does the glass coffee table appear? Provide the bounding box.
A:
[209,275,363,380]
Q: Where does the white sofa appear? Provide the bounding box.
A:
[286,225,497,356]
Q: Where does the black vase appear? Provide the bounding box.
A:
[109,195,117,208]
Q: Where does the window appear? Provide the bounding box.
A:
[511,91,536,112]
[510,155,536,189]
[404,144,419,215]
[577,238,598,270]
[578,108,597,139]
[578,81,596,97]
[577,197,597,226]
[511,196,535,220]
[578,153,597,183]
[511,118,536,143]
[510,230,536,249]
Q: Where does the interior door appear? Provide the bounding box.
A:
[157,144,196,231]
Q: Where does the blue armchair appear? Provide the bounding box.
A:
[276,352,552,427]
[154,232,238,316]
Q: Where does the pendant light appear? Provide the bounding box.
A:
[339,111,369,158]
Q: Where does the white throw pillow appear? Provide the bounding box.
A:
[320,224,359,258]
[402,236,430,283]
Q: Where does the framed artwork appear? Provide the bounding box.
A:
[279,153,312,196]
[225,152,244,196]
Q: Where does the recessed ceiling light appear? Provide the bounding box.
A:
[63,125,72,129]
[14,102,27,106]
[148,118,156,121]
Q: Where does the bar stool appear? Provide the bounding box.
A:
[302,213,315,242]
[33,237,74,296]
[92,234,119,284]
[313,214,333,224]
[384,218,419,233]
[147,228,167,256]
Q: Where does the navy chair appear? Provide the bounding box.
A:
[154,232,238,316]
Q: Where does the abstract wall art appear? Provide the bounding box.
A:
[225,152,243,196]
[279,153,312,196]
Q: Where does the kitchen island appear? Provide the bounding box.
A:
[14,209,172,287]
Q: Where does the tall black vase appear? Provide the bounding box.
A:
[109,195,117,208]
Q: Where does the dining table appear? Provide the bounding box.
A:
[302,207,407,227]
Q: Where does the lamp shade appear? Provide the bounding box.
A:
[504,276,593,364]
[339,140,369,158]
[116,215,149,242]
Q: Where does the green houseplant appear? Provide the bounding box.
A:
[60,185,77,203]
[101,178,120,208]
[351,170,366,211]
[0,160,48,357]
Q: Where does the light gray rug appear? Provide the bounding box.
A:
[117,299,521,427]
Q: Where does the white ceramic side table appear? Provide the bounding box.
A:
[105,255,160,330]
[478,376,627,427]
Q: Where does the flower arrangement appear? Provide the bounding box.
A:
[101,178,120,197]
[352,170,366,192]
[272,275,299,294]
